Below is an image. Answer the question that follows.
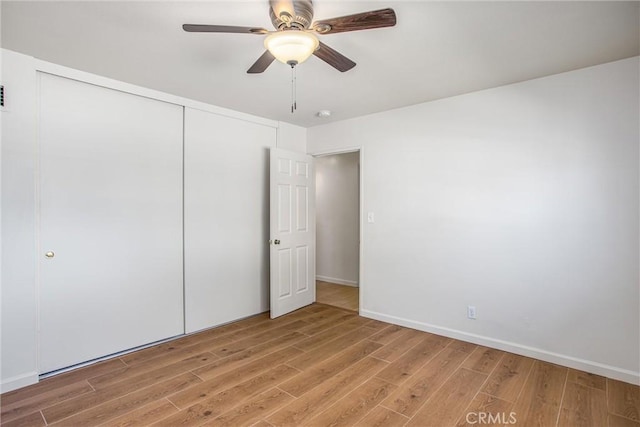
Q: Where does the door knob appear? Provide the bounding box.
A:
[45,251,55,258]
[274,239,281,245]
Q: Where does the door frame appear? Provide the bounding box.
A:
[309,146,364,314]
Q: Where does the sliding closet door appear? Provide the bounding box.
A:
[38,73,184,373]
[184,108,276,333]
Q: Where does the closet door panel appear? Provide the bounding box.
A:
[38,73,184,373]
[184,108,276,333]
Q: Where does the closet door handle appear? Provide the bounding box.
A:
[45,251,55,258]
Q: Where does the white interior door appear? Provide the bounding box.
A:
[270,148,316,318]
[38,73,184,373]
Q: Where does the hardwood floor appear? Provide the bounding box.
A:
[1,304,638,426]
[316,281,359,312]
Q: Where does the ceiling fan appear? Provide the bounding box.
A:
[183,0,397,74]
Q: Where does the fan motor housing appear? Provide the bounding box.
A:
[269,0,314,30]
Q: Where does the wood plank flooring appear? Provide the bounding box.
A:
[316,281,358,312]
[1,304,638,427]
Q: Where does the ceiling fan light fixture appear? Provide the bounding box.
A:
[264,31,319,65]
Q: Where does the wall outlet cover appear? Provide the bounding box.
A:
[467,305,477,319]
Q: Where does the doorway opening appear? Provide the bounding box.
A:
[314,150,361,312]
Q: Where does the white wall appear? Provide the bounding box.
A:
[308,57,640,384]
[277,122,307,153]
[316,152,360,286]
[1,50,39,391]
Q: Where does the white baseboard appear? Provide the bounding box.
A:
[361,309,640,386]
[316,275,359,287]
[1,371,39,393]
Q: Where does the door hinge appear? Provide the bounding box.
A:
[0,85,4,107]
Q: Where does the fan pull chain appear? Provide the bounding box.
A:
[290,63,297,114]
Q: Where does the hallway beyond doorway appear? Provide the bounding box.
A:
[316,281,358,312]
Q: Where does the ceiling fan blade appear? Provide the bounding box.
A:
[313,42,356,72]
[247,51,276,74]
[182,24,268,34]
[311,8,396,34]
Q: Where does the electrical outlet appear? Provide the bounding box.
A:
[467,305,477,320]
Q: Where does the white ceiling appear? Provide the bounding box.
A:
[2,1,638,127]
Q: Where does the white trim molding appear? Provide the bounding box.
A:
[33,57,278,129]
[316,275,359,287]
[361,309,640,386]
[0,371,39,393]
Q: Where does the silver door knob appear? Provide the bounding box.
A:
[45,251,55,258]
[274,240,281,245]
